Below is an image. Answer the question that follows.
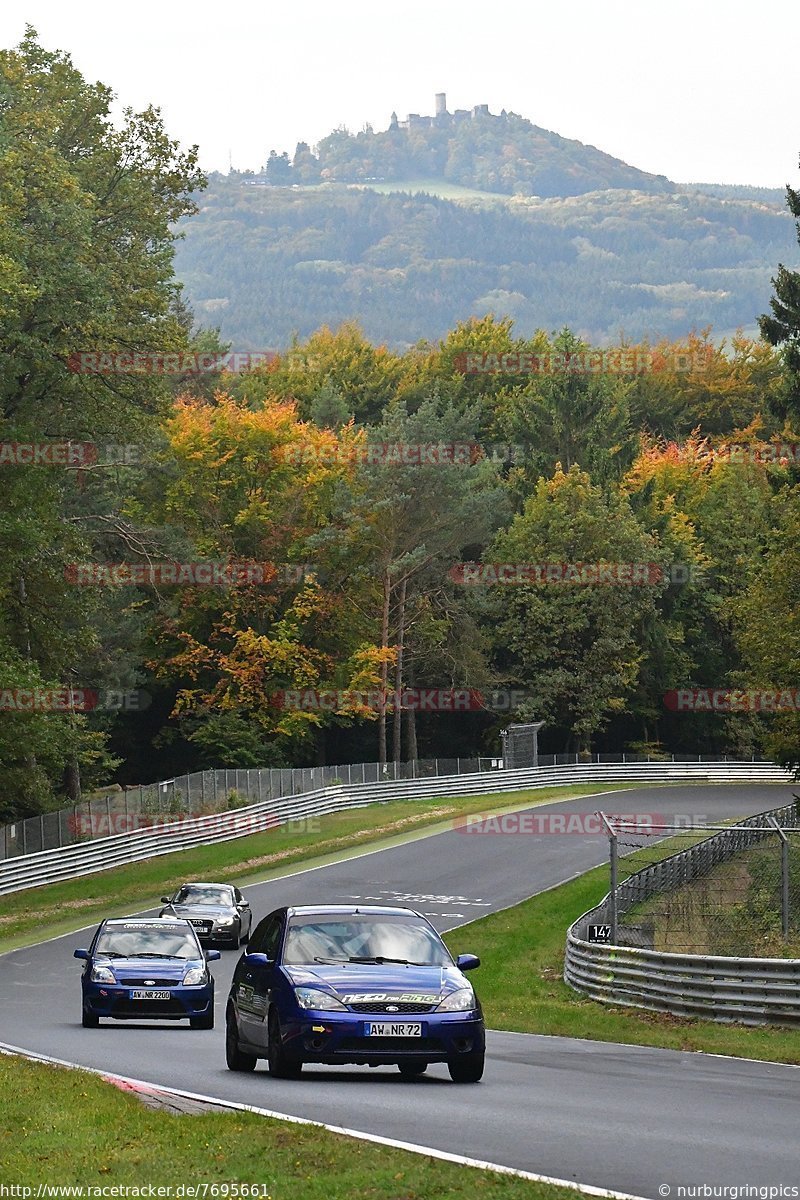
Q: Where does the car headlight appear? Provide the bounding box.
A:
[294,986,347,1012]
[215,917,235,926]
[90,964,115,984]
[183,967,208,986]
[435,987,476,1012]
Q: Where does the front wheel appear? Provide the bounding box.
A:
[398,1060,428,1079]
[225,1010,256,1071]
[82,1005,99,1028]
[447,1050,484,1083]
[267,1009,303,1079]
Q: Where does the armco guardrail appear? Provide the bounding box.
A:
[0,752,775,860]
[564,940,800,1026]
[564,797,800,1026]
[0,760,792,897]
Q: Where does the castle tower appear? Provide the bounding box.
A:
[435,92,447,116]
[389,110,399,130]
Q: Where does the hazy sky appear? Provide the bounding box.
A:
[3,0,799,188]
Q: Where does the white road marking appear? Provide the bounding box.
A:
[0,1041,651,1200]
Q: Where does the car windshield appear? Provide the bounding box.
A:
[95,926,200,960]
[283,916,451,966]
[173,885,232,906]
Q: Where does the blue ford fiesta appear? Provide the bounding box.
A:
[225,904,485,1082]
[74,917,220,1028]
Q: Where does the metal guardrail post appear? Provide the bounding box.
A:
[768,817,790,941]
[598,811,618,943]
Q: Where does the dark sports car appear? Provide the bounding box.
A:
[159,881,252,948]
[75,917,219,1028]
[225,904,485,1082]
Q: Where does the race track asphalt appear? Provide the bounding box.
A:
[2,784,798,1198]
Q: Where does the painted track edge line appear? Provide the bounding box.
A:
[0,1040,648,1200]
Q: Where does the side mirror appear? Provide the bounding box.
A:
[73,948,89,960]
[237,901,249,909]
[455,953,480,972]
[160,897,171,904]
[205,949,221,962]
[243,952,272,968]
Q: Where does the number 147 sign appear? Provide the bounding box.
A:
[588,924,612,943]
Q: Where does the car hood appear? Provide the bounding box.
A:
[281,962,470,1001]
[94,955,204,976]
[162,904,234,918]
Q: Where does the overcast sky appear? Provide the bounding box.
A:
[3,0,799,189]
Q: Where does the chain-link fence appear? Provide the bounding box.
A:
[1,758,487,860]
[593,801,800,957]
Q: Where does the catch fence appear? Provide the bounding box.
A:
[566,798,800,1024]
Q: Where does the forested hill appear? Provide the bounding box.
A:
[174,174,792,348]
[276,107,676,198]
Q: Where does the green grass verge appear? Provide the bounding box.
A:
[0,784,635,956]
[444,850,800,1064]
[0,1052,585,1197]
[625,837,800,958]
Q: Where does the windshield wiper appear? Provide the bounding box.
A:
[313,956,349,964]
[346,956,429,966]
[135,952,188,959]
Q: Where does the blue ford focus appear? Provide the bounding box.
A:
[225,904,485,1082]
[74,917,219,1028]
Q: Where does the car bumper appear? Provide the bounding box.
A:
[280,1009,485,1065]
[194,925,239,945]
[82,983,214,1021]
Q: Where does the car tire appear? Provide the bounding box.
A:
[447,1049,484,1083]
[398,1060,428,1078]
[267,1009,303,1079]
[81,1005,99,1028]
[225,1010,257,1072]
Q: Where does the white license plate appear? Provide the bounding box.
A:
[130,989,171,1000]
[365,1022,422,1037]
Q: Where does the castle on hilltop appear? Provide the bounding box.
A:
[389,93,500,132]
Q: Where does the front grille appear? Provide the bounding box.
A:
[110,998,186,1017]
[122,977,181,987]
[338,1036,443,1053]
[348,1001,436,1014]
